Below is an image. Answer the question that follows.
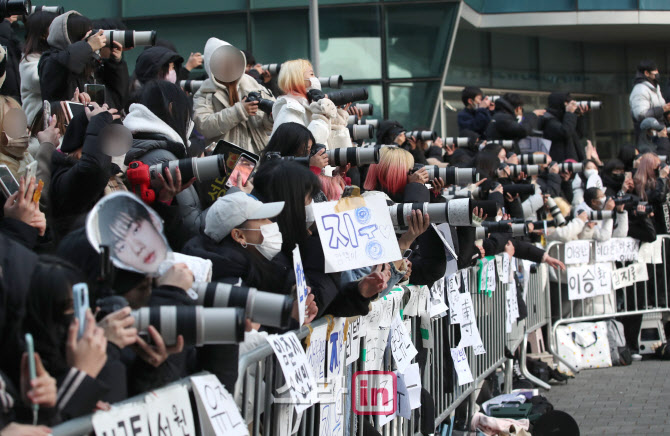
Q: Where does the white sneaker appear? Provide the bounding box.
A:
[631,353,643,361]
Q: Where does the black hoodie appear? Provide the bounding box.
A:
[542,92,585,163]
[484,97,527,141]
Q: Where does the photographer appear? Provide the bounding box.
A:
[193,38,274,154]
[0,14,22,102]
[570,159,600,206]
[601,159,631,198]
[38,11,129,110]
[629,60,670,139]
[483,93,528,143]
[633,153,670,234]
[576,187,628,241]
[457,86,491,137]
[637,117,670,155]
[260,122,328,175]
[542,92,587,163]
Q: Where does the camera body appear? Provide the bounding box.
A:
[0,0,30,19]
[245,91,274,115]
[127,161,156,204]
[266,151,311,166]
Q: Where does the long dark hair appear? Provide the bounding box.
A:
[23,11,57,58]
[66,14,92,44]
[23,256,84,377]
[475,150,502,181]
[253,160,321,253]
[139,80,193,145]
[261,122,314,164]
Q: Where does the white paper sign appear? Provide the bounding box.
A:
[564,240,591,264]
[595,238,640,263]
[429,277,448,318]
[191,374,247,436]
[293,244,308,326]
[505,283,519,333]
[501,254,511,284]
[346,317,362,365]
[611,263,649,290]
[305,324,328,383]
[312,193,402,273]
[267,332,318,413]
[363,327,388,371]
[450,348,474,385]
[321,318,345,436]
[92,401,149,436]
[567,263,613,300]
[389,313,418,373]
[326,318,345,382]
[447,273,463,325]
[639,238,663,264]
[145,384,196,436]
[457,293,484,350]
[399,363,422,410]
[486,258,497,292]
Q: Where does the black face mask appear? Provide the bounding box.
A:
[611,173,625,184]
[650,73,660,87]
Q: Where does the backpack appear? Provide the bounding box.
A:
[606,319,632,366]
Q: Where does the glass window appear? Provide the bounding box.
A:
[387,81,441,130]
[639,0,670,9]
[445,28,491,88]
[490,33,539,90]
[478,0,576,13]
[122,15,247,76]
[318,7,381,80]
[251,10,310,64]
[251,0,306,7]
[539,38,583,92]
[385,3,459,79]
[123,0,245,18]
[578,0,636,9]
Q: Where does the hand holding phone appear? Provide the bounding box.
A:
[24,333,39,423]
[225,153,257,189]
[42,100,50,131]
[72,283,90,339]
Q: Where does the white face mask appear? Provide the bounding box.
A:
[596,196,606,209]
[305,202,315,230]
[584,169,598,179]
[307,77,321,91]
[166,69,177,84]
[244,222,283,261]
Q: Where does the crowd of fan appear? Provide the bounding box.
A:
[0,7,668,435]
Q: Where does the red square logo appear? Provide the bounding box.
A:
[352,371,397,415]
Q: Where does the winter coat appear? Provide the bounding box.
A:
[38,11,129,109]
[484,98,527,141]
[123,103,207,237]
[19,53,43,124]
[457,107,491,137]
[574,201,629,241]
[637,131,670,155]
[546,217,586,243]
[0,20,22,102]
[49,111,114,241]
[542,110,585,163]
[193,38,273,154]
[629,75,666,130]
[0,149,34,181]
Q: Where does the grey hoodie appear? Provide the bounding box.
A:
[47,10,80,51]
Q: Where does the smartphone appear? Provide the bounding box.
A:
[23,160,37,182]
[42,100,50,131]
[225,153,257,188]
[625,171,632,181]
[25,333,39,421]
[72,283,89,339]
[63,101,94,123]
[0,165,19,199]
[85,84,106,106]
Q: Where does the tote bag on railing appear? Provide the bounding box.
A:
[556,321,612,374]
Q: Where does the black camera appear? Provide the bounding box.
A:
[180,80,203,93]
[0,0,30,18]
[265,151,310,166]
[327,88,368,107]
[476,221,528,239]
[95,296,130,322]
[503,183,536,197]
[147,154,227,184]
[245,91,274,115]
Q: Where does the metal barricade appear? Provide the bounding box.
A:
[546,236,670,375]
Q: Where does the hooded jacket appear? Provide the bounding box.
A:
[193,38,274,154]
[484,98,527,141]
[123,103,206,237]
[135,46,183,85]
[20,53,43,124]
[38,11,129,109]
[542,92,585,163]
[630,72,666,131]
[0,20,21,102]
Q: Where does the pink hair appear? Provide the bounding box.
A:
[364,148,413,195]
[319,174,345,201]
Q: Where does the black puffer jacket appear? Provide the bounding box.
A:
[542,93,585,163]
[0,20,22,101]
[484,98,527,141]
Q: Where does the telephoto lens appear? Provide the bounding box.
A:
[30,5,63,14]
[444,186,472,198]
[193,282,293,329]
[327,146,380,166]
[148,154,227,184]
[519,153,548,165]
[406,131,437,141]
[489,95,501,102]
[482,221,528,237]
[1,0,30,17]
[359,118,379,128]
[180,80,203,93]
[347,124,374,141]
[388,199,475,227]
[579,210,614,220]
[133,306,245,346]
[508,164,540,177]
[532,219,557,230]
[417,165,480,186]
[98,30,157,49]
[444,137,470,147]
[265,152,310,166]
[557,162,583,173]
[488,139,514,150]
[347,114,359,126]
[577,100,602,110]
[352,103,373,116]
[545,196,566,226]
[327,88,368,107]
[503,184,537,197]
[261,63,282,75]
[319,75,343,89]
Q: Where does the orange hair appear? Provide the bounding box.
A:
[364,147,414,195]
[278,59,311,98]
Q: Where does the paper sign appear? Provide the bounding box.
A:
[399,363,422,410]
[389,313,418,373]
[92,401,149,436]
[191,374,247,436]
[313,193,402,273]
[267,333,318,413]
[486,258,496,292]
[505,283,519,333]
[595,238,640,263]
[429,277,448,318]
[419,313,432,349]
[564,240,591,264]
[346,317,362,365]
[293,245,308,326]
[457,293,483,350]
[145,384,195,436]
[363,328,388,371]
[305,323,328,383]
[321,318,345,436]
[611,263,649,290]
[639,238,664,264]
[567,263,613,300]
[395,370,411,419]
[447,273,463,324]
[501,254,511,284]
[326,318,345,382]
[404,287,420,317]
[462,268,470,294]
[450,348,474,385]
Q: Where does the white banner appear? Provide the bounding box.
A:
[595,238,640,263]
[564,240,591,265]
[611,263,649,290]
[267,332,318,413]
[567,263,613,300]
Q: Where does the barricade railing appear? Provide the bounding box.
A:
[546,235,670,375]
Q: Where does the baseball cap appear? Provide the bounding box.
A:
[640,117,664,131]
[205,192,285,242]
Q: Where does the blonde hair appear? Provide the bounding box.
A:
[278,59,311,97]
[364,147,414,195]
[0,96,22,131]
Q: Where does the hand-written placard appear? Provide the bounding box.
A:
[595,238,640,263]
[346,317,362,365]
[639,238,663,264]
[611,263,649,290]
[145,384,195,436]
[312,193,402,273]
[321,318,345,436]
[305,323,328,383]
[389,312,418,373]
[450,348,474,386]
[191,374,247,436]
[501,254,511,284]
[447,273,463,324]
[267,332,318,413]
[567,263,612,300]
[429,277,448,318]
[457,293,484,352]
[326,318,345,383]
[92,401,149,436]
[505,282,519,333]
[564,240,591,265]
[292,245,308,326]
